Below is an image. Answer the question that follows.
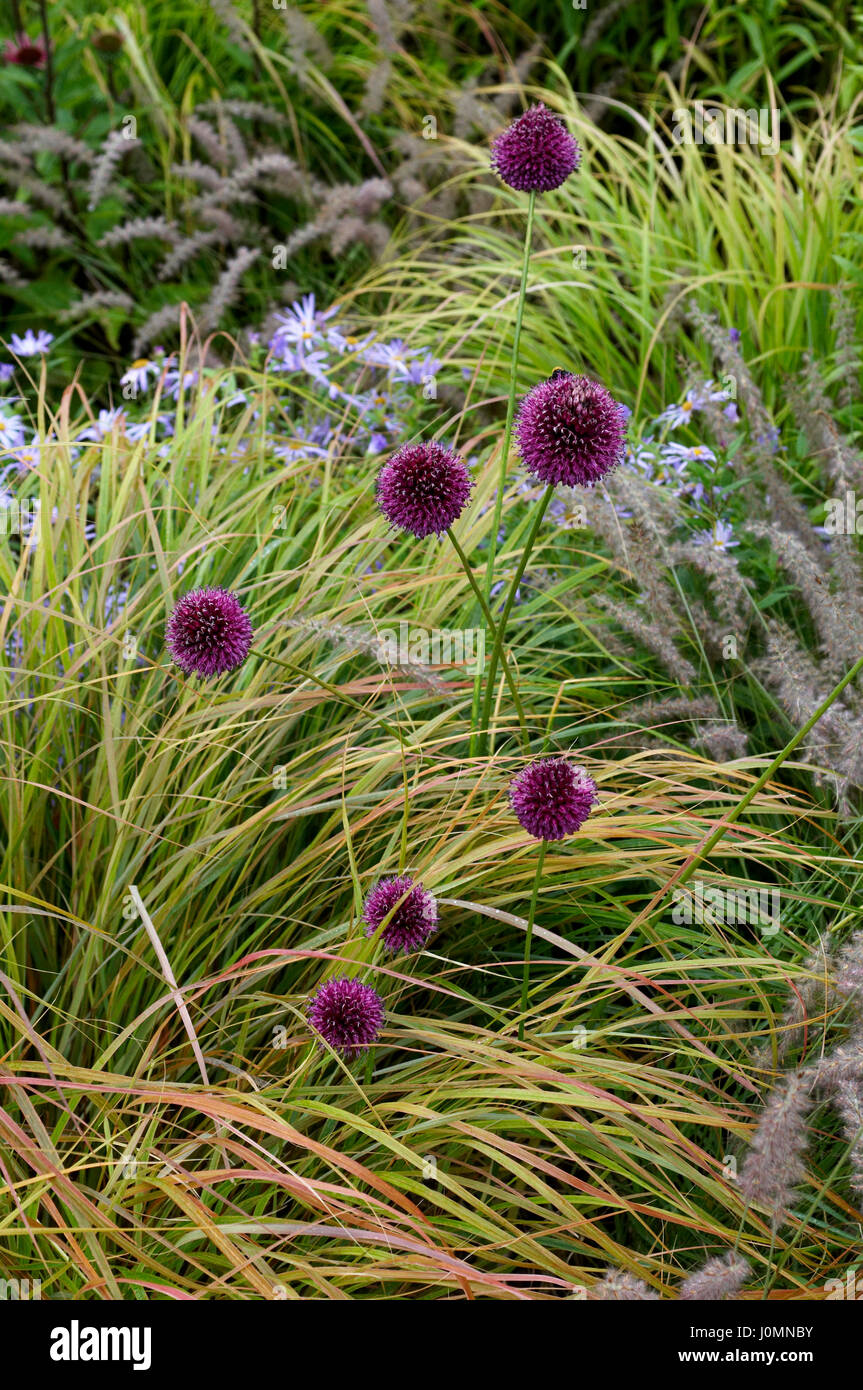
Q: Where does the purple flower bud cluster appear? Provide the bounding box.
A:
[363,875,439,954]
[166,587,253,679]
[491,103,581,193]
[308,976,385,1060]
[509,757,598,841]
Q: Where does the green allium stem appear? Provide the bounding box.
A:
[519,839,547,1043]
[479,483,554,754]
[472,191,535,749]
[484,190,536,602]
[447,527,529,753]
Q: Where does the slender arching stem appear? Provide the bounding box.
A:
[479,483,554,754]
[483,190,536,602]
[675,651,863,890]
[447,527,529,752]
[518,839,547,1043]
[261,649,405,744]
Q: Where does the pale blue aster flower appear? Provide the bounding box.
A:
[10,329,54,356]
[655,389,702,428]
[120,358,159,394]
[270,294,336,353]
[692,519,739,551]
[0,412,26,449]
[662,442,717,464]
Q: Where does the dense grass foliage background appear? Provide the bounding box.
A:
[1,0,862,1301]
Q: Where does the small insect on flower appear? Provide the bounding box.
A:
[308,976,385,1059]
[516,372,627,488]
[377,440,473,538]
[510,757,598,841]
[491,103,581,193]
[363,875,439,955]
[166,587,253,679]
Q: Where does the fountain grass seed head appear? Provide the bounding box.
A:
[363,874,439,955]
[510,756,598,841]
[166,587,253,679]
[377,440,473,538]
[491,103,581,193]
[516,372,627,487]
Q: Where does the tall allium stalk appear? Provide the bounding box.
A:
[477,105,581,747]
[376,440,528,744]
[509,757,597,1041]
[482,187,536,602]
[480,372,626,750]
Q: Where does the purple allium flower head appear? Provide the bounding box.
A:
[166,587,253,678]
[308,976,385,1059]
[509,757,597,841]
[516,372,627,488]
[363,874,438,955]
[377,440,473,538]
[491,103,581,193]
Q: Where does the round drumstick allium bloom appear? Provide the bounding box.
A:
[166,587,253,678]
[510,757,598,841]
[491,103,581,193]
[515,372,627,487]
[377,441,473,538]
[308,976,385,1059]
[363,875,439,955]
